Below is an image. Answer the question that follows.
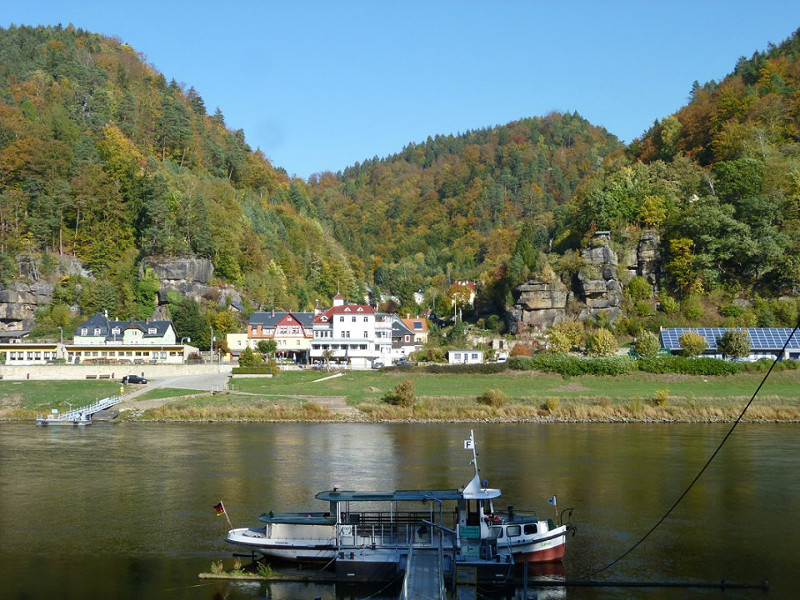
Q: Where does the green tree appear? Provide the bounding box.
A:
[238,346,258,367]
[171,297,205,344]
[133,267,160,319]
[716,329,751,360]
[257,339,277,357]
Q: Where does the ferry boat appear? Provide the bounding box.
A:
[224,431,575,580]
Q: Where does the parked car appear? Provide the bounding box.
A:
[372,361,384,369]
[122,375,148,384]
[395,359,411,367]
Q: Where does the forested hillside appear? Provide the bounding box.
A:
[1,23,799,340]
[312,29,800,321]
[0,24,360,325]
[619,30,800,295]
[308,114,622,313]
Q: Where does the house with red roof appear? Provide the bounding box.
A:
[310,295,392,368]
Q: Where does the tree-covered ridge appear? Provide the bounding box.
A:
[0,24,361,316]
[568,28,800,297]
[311,112,623,310]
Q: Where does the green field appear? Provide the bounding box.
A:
[228,369,800,404]
[0,380,122,413]
[2,369,799,421]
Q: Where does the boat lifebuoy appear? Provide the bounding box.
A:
[485,514,502,523]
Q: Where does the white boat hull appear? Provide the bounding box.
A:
[226,527,336,562]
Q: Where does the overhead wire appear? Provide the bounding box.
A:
[579,319,800,579]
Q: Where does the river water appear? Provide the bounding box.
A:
[0,422,797,599]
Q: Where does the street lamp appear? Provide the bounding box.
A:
[58,326,63,345]
[61,400,72,413]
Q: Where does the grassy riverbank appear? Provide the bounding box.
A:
[2,369,798,422]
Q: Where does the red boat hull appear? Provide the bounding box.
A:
[513,540,566,563]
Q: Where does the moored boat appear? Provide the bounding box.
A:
[223,431,575,580]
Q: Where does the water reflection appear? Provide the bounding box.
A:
[0,422,798,599]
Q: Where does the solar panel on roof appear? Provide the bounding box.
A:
[661,327,800,351]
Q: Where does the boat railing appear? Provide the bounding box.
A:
[345,510,434,525]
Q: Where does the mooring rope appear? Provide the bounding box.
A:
[579,319,800,579]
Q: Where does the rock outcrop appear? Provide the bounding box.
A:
[637,231,661,288]
[0,281,55,331]
[576,234,624,323]
[506,266,571,333]
[141,257,216,305]
[509,231,663,331]
[142,257,214,283]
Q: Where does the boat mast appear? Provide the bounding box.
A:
[466,429,480,481]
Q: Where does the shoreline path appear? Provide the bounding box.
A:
[118,373,355,415]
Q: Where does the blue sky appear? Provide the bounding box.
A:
[3,2,799,178]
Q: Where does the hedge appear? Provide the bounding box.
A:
[424,362,509,374]
[507,354,636,376]
[636,356,742,375]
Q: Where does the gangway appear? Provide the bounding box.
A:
[400,545,445,600]
[35,395,123,426]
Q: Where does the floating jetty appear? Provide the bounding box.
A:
[35,395,123,426]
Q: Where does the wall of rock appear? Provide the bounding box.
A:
[0,256,239,333]
[508,231,660,332]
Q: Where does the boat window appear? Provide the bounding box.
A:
[493,527,503,539]
[506,525,521,537]
[524,523,538,535]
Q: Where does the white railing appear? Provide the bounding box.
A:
[39,395,123,422]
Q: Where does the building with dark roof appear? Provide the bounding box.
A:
[74,313,177,346]
[247,311,314,363]
[660,327,800,361]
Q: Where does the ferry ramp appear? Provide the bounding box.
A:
[400,547,445,600]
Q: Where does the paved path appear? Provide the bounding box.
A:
[117,372,358,416]
[118,372,231,411]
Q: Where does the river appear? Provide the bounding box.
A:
[0,422,797,599]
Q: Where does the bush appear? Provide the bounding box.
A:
[682,295,705,322]
[546,329,572,353]
[585,328,619,357]
[626,276,653,302]
[382,379,416,406]
[413,347,447,363]
[659,295,679,314]
[553,321,585,347]
[542,397,559,412]
[477,389,508,407]
[510,343,533,357]
[679,331,708,357]
[654,388,669,406]
[633,331,660,358]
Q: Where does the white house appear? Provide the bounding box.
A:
[310,296,382,369]
[447,349,484,365]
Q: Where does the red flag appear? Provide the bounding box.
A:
[214,501,225,516]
